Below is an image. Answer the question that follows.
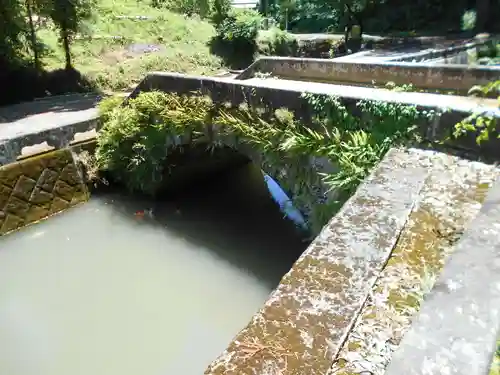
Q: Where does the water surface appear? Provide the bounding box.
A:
[0,163,307,375]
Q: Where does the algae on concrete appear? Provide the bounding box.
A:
[329,151,499,375]
[0,149,89,236]
[491,339,500,375]
[204,148,431,375]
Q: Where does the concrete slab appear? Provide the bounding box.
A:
[329,154,499,375]
[0,93,99,141]
[205,148,431,375]
[243,77,499,114]
[0,94,100,166]
[385,177,500,375]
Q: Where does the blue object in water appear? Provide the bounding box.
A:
[263,173,307,230]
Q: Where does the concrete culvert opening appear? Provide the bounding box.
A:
[0,142,310,375]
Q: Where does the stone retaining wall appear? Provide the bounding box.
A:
[235,56,500,92]
[0,148,90,236]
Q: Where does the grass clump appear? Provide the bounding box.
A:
[491,340,500,375]
[257,27,299,57]
[96,90,428,234]
[38,0,222,93]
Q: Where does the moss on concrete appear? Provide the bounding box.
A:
[330,153,499,375]
[204,148,431,375]
[0,149,89,236]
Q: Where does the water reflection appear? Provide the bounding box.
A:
[0,162,308,375]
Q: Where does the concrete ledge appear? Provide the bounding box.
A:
[329,153,499,375]
[130,72,500,158]
[382,39,483,64]
[235,56,500,92]
[385,177,500,375]
[205,148,430,375]
[0,94,99,166]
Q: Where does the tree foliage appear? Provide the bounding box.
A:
[43,0,94,69]
[267,0,498,33]
[0,0,30,60]
[0,0,93,72]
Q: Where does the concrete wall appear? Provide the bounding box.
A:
[130,72,500,159]
[425,49,471,65]
[0,147,90,236]
[385,176,500,375]
[203,147,500,375]
[235,56,500,92]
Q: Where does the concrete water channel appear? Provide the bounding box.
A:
[1,52,500,375]
[0,162,308,375]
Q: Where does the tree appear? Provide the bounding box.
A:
[25,0,41,71]
[211,0,231,26]
[0,0,28,60]
[336,0,387,34]
[45,0,93,70]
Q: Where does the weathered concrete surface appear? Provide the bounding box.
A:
[131,72,500,158]
[204,148,430,375]
[385,177,500,375]
[0,148,89,236]
[235,56,500,92]
[2,72,498,166]
[329,152,499,375]
[333,46,474,65]
[132,72,499,118]
[0,94,99,166]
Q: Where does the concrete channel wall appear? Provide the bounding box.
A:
[130,72,500,158]
[1,77,499,375]
[235,56,500,92]
[386,177,500,375]
[386,41,479,64]
[0,143,93,236]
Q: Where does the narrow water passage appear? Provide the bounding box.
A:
[0,163,307,375]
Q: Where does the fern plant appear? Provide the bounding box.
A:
[97,90,427,234]
[453,80,500,145]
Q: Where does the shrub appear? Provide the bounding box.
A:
[210,0,231,26]
[209,9,263,68]
[152,0,211,18]
[97,90,429,234]
[257,27,298,56]
[461,9,476,31]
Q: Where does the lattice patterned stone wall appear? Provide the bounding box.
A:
[0,149,89,236]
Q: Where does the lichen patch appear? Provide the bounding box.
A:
[329,152,499,375]
[205,148,431,375]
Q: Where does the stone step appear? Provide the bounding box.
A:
[328,152,499,375]
[383,176,500,375]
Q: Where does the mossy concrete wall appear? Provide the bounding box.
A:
[236,57,500,92]
[204,148,500,375]
[130,72,500,160]
[0,147,90,236]
[385,175,500,375]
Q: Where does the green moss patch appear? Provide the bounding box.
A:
[331,154,499,375]
[0,149,90,236]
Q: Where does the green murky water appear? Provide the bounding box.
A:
[0,163,307,375]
